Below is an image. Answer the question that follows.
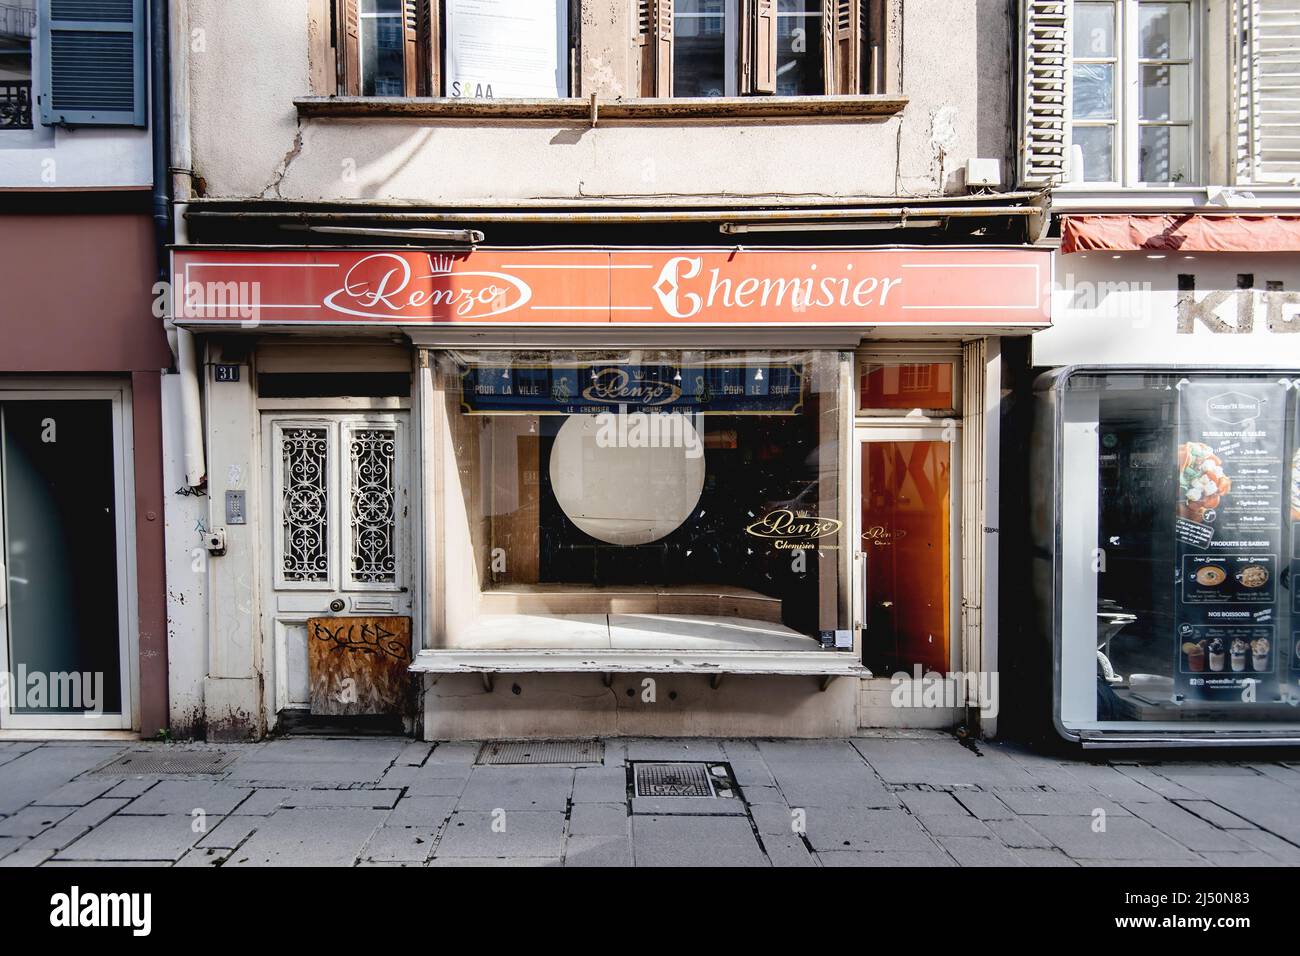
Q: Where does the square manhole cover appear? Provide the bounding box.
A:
[92,749,237,775]
[476,740,604,765]
[633,762,730,798]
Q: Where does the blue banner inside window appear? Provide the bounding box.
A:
[460,362,805,415]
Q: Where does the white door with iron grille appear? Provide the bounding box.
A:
[263,413,412,717]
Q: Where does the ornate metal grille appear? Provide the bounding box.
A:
[349,427,397,583]
[281,427,329,582]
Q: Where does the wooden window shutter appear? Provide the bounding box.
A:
[1019,0,1069,185]
[654,0,674,97]
[824,0,859,94]
[39,0,146,126]
[337,0,361,96]
[1236,0,1300,183]
[423,0,441,96]
[753,0,777,93]
[308,0,337,95]
[403,0,420,95]
[634,0,654,96]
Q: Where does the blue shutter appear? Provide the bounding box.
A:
[39,0,146,126]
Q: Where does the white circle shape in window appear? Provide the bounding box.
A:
[549,413,706,545]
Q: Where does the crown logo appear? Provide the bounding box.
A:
[427,253,456,274]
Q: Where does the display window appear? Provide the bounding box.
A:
[431,349,851,654]
[1050,370,1300,729]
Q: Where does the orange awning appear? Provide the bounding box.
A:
[1061,214,1300,253]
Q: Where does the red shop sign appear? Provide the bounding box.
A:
[170,247,1052,328]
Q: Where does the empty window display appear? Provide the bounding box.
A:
[431,349,851,654]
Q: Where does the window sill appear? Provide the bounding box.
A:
[294,94,908,122]
[1049,185,1300,213]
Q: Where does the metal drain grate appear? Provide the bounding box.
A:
[476,740,604,766]
[634,762,717,798]
[92,749,237,775]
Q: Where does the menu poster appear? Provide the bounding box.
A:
[445,0,569,98]
[1174,381,1288,701]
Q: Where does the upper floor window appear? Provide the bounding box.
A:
[1069,0,1195,184]
[323,0,570,98]
[643,0,883,97]
[0,1,36,129]
[2,1,146,131]
[318,0,887,101]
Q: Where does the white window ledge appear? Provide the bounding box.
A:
[1050,184,1300,213]
[410,648,870,682]
[295,95,908,122]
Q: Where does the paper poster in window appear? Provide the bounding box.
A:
[445,0,569,98]
[1173,380,1288,703]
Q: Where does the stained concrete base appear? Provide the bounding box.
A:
[421,672,860,740]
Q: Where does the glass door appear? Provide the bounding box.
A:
[855,427,958,677]
[0,393,133,729]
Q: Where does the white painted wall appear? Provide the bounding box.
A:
[162,372,208,734]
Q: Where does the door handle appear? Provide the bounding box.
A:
[329,598,345,613]
[855,550,867,630]
[0,559,6,610]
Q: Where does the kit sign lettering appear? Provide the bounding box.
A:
[171,248,1052,328]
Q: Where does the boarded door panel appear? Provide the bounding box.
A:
[307,615,412,715]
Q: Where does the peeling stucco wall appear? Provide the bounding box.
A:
[184,0,1014,204]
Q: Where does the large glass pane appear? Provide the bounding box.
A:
[1073,2,1116,57]
[2,401,122,715]
[1140,63,1190,122]
[861,440,951,674]
[1072,63,1115,120]
[1139,1,1191,59]
[1060,373,1300,725]
[1071,124,1115,181]
[859,362,955,411]
[776,0,823,96]
[435,350,849,652]
[362,0,405,97]
[1139,124,1192,182]
[674,0,728,96]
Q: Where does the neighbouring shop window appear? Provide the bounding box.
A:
[859,361,955,412]
[1058,372,1300,726]
[326,0,571,97]
[0,1,35,129]
[1068,0,1196,184]
[645,0,885,97]
[433,349,850,652]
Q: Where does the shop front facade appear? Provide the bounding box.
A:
[171,244,1048,739]
[1027,226,1300,746]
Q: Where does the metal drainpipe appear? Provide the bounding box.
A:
[155,0,206,487]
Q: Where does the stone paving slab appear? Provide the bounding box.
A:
[434,810,566,859]
[221,808,388,867]
[1,736,1298,867]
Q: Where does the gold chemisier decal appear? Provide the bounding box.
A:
[745,509,843,549]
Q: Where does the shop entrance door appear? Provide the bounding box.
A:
[262,413,412,717]
[0,392,134,730]
[855,427,958,677]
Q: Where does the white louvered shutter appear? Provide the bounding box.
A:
[1020,0,1069,186]
[1238,0,1300,183]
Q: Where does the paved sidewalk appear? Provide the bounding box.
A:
[0,732,1297,867]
